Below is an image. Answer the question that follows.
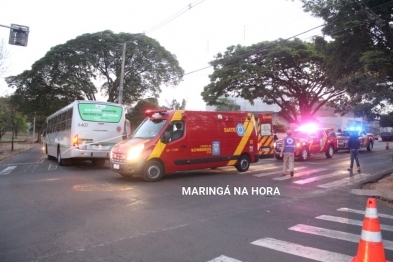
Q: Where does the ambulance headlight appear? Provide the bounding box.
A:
[127,144,145,160]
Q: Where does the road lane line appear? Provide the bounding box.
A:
[273,168,327,181]
[253,166,306,177]
[207,255,242,262]
[316,215,393,232]
[317,173,372,188]
[251,237,352,262]
[337,208,393,220]
[38,155,46,163]
[288,224,393,250]
[294,171,348,185]
[0,166,17,175]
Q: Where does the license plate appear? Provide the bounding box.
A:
[262,148,270,152]
[113,164,119,169]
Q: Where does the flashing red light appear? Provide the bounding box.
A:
[296,123,318,133]
[145,109,168,117]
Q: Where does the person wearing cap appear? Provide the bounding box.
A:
[280,129,295,177]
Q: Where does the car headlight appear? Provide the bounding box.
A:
[127,144,145,160]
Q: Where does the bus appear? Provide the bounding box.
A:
[43,100,131,166]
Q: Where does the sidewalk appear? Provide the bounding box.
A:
[361,173,393,204]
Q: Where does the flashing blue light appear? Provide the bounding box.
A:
[348,126,361,131]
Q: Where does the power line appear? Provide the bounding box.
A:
[183,0,393,77]
[144,0,206,35]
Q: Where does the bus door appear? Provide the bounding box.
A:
[257,113,274,157]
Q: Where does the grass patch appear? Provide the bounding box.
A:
[1,132,33,142]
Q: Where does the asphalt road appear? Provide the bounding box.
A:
[0,141,392,262]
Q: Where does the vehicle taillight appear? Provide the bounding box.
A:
[73,135,78,146]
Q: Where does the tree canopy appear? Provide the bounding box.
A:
[202,38,346,123]
[300,0,393,118]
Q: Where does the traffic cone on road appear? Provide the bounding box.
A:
[350,198,389,262]
[386,143,390,150]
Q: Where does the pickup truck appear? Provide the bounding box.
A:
[274,127,338,161]
[336,130,374,152]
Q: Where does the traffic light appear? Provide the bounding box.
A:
[8,24,29,47]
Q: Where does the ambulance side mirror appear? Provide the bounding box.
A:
[161,131,171,144]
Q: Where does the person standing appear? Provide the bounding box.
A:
[280,130,295,177]
[347,131,361,173]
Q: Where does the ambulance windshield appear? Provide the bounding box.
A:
[132,119,167,139]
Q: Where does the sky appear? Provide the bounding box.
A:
[0,0,324,110]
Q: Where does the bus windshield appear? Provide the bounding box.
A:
[78,103,123,123]
[132,119,167,139]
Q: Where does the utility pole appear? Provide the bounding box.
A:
[118,42,126,104]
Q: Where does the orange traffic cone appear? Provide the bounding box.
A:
[350,198,389,262]
[386,143,390,150]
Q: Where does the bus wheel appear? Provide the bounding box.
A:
[143,160,164,182]
[92,159,106,166]
[57,147,65,166]
[367,141,373,151]
[235,154,250,172]
[46,145,55,160]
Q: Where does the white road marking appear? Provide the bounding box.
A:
[48,164,58,171]
[0,166,17,175]
[207,255,242,262]
[253,166,306,177]
[251,237,352,262]
[316,215,393,232]
[318,173,372,188]
[294,171,348,185]
[273,168,327,181]
[288,224,393,250]
[337,208,393,220]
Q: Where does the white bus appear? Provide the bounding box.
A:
[44,100,131,166]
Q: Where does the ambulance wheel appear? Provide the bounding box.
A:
[143,160,164,182]
[299,148,309,161]
[325,145,334,158]
[235,155,250,172]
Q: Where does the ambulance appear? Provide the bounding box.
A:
[110,110,259,182]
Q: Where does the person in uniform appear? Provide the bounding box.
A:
[280,130,295,177]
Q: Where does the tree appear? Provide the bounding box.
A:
[214,97,240,111]
[162,98,187,110]
[380,113,393,128]
[202,38,346,124]
[300,0,393,119]
[6,70,81,143]
[127,98,161,129]
[9,30,184,105]
[0,96,29,148]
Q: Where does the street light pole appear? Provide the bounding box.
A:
[118,42,126,104]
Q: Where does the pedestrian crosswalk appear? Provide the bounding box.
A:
[208,207,393,262]
[250,164,371,188]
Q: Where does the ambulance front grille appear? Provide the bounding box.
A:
[112,153,126,163]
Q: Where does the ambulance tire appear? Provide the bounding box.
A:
[143,160,164,182]
[235,155,250,172]
[299,148,309,161]
[325,145,334,158]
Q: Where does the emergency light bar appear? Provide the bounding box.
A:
[145,110,168,117]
